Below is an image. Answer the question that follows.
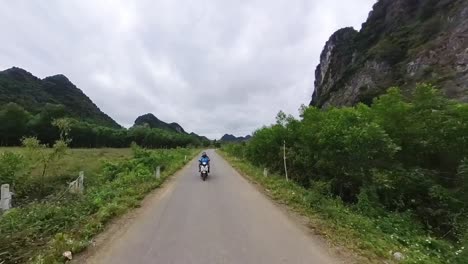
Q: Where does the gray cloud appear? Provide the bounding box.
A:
[0,0,376,139]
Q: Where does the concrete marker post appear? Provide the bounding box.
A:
[283,140,289,181]
[78,171,84,194]
[1,184,12,212]
[69,171,84,194]
[155,166,161,179]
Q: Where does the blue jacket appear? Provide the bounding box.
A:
[199,156,210,164]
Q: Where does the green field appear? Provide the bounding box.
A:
[0,147,132,180]
[0,146,199,264]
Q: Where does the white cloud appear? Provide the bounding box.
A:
[0,0,376,139]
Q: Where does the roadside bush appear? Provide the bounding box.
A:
[0,151,25,187]
[223,83,468,241]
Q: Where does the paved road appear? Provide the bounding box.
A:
[82,150,340,264]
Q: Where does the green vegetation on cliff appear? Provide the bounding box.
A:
[312,0,468,107]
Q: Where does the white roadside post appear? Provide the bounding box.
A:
[69,171,85,194]
[263,168,268,177]
[1,184,12,212]
[155,166,161,179]
[78,171,84,194]
[283,140,289,181]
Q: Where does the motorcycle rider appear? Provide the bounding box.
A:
[199,152,210,173]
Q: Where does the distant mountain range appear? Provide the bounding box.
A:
[0,67,121,128]
[134,113,187,133]
[220,134,251,142]
[133,113,209,141]
[0,67,208,140]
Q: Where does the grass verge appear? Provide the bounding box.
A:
[0,147,199,264]
[218,150,466,264]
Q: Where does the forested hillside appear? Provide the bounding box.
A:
[220,134,251,142]
[0,102,209,148]
[0,67,120,128]
[0,67,210,148]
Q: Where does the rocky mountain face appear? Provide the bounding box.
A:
[0,67,121,128]
[311,0,468,107]
[134,114,210,141]
[133,113,188,134]
[220,134,252,142]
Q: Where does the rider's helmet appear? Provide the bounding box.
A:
[202,152,207,157]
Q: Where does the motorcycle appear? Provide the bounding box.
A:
[200,161,209,181]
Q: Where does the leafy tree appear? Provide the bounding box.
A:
[22,118,71,196]
[0,151,25,188]
[0,103,30,146]
[27,104,66,145]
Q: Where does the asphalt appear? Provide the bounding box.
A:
[81,149,340,264]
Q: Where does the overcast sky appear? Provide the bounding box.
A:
[0,0,376,139]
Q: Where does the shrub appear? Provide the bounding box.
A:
[0,151,25,186]
[226,83,468,239]
[369,38,406,64]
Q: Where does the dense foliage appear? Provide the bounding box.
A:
[225,84,467,241]
[0,103,209,148]
[0,146,197,264]
[221,150,467,263]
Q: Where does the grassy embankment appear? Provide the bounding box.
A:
[0,147,199,264]
[219,150,466,264]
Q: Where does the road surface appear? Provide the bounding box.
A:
[81,150,341,264]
